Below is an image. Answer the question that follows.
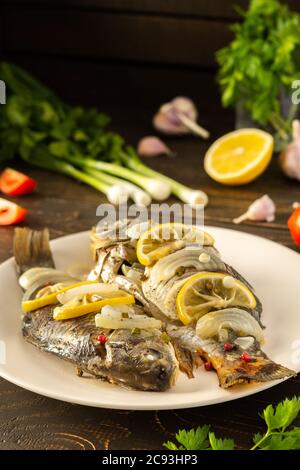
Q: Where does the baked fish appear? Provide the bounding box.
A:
[14,227,178,392]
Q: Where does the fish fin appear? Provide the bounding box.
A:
[14,227,55,275]
[211,355,296,389]
[172,339,194,379]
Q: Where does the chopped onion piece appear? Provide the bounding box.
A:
[196,308,263,342]
[95,305,162,330]
[149,248,224,286]
[19,267,75,291]
[57,283,125,304]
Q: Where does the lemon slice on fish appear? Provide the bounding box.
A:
[136,223,214,267]
[53,292,135,321]
[22,280,99,313]
[176,272,256,325]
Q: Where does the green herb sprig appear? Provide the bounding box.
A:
[163,396,300,450]
[216,0,300,148]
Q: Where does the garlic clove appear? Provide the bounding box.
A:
[137,136,174,158]
[153,112,188,135]
[177,113,210,139]
[279,120,300,181]
[233,195,276,224]
[162,97,198,125]
[293,120,300,140]
[153,96,210,139]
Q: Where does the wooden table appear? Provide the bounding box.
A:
[1,102,300,450]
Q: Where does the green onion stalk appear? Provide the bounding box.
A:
[122,148,208,207]
[21,147,130,205]
[62,153,208,208]
[84,168,152,206]
[62,154,171,202]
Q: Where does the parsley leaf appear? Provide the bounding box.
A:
[263,397,300,432]
[165,425,210,450]
[163,425,235,451]
[209,432,235,450]
[164,397,300,451]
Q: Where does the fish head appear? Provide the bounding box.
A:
[100,329,178,391]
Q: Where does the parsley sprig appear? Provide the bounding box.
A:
[163,397,300,451]
[216,0,300,148]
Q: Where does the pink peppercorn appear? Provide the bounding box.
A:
[97,334,107,344]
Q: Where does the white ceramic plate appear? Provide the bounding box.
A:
[0,227,299,410]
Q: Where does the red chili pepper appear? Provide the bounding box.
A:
[97,334,107,344]
[224,342,235,351]
[0,168,37,196]
[204,361,213,371]
[0,197,27,226]
[240,352,252,362]
[288,207,300,246]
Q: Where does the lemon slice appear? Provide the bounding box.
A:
[176,272,256,325]
[53,292,135,321]
[204,129,273,185]
[22,281,99,313]
[136,223,214,266]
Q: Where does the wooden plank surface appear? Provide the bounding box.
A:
[0,64,300,449]
[3,1,299,69]
[2,6,231,67]
[3,0,300,19]
[1,54,223,113]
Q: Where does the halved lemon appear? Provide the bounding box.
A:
[204,129,273,185]
[136,223,214,266]
[176,272,256,325]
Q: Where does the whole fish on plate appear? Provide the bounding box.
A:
[90,220,296,387]
[14,227,178,391]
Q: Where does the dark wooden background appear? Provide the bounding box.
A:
[0,0,300,451]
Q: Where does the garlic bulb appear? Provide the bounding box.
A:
[233,195,276,224]
[279,120,300,181]
[153,96,210,139]
[137,136,173,158]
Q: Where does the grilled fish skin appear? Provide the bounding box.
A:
[167,325,296,388]
[14,227,178,392]
[23,307,178,391]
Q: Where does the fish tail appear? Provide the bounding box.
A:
[14,227,55,275]
[211,355,296,389]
